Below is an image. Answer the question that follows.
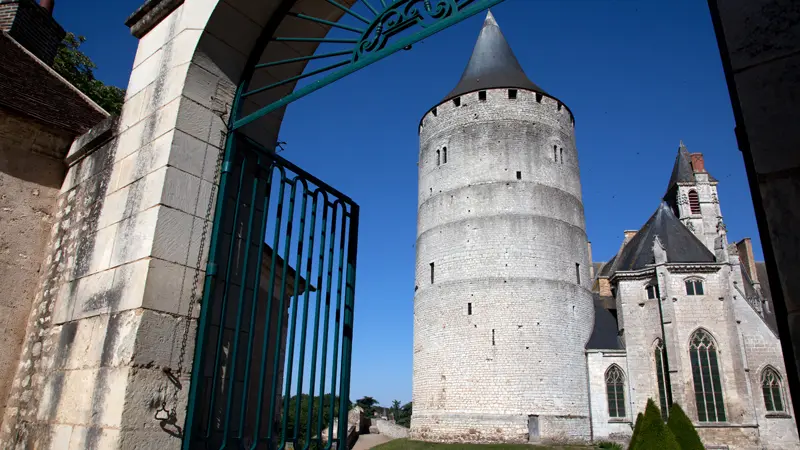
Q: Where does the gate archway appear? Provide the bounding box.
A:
[173,1,505,448]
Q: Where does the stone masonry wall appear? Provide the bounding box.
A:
[411,88,593,444]
[0,108,72,430]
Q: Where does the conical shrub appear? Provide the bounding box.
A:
[631,399,680,450]
[667,403,704,449]
[628,412,644,450]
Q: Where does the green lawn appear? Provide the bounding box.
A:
[372,439,597,449]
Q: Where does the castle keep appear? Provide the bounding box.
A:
[410,12,800,449]
[411,11,594,443]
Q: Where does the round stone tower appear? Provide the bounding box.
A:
[410,11,593,444]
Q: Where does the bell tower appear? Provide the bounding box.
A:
[663,142,727,259]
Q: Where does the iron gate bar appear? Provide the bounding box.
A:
[232,0,506,131]
[327,0,371,24]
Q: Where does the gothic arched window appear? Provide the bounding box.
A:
[762,367,785,413]
[688,189,701,214]
[654,339,671,420]
[606,365,626,418]
[690,329,726,422]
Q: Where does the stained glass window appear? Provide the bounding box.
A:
[606,365,626,418]
[762,367,785,413]
[685,279,704,296]
[690,329,726,422]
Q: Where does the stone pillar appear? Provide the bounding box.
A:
[707,0,800,428]
[0,1,230,446]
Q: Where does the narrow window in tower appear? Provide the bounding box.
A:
[492,329,496,346]
[468,303,472,315]
[430,262,435,284]
[442,147,447,164]
[688,190,701,214]
[436,150,440,166]
[432,107,437,117]
[516,171,522,180]
[535,93,543,103]
[560,148,564,164]
[479,90,487,101]
[553,145,558,162]
[508,89,517,99]
[453,97,461,107]
[576,263,581,284]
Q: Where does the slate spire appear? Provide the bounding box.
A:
[442,10,547,103]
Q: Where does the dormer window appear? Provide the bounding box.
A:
[685,279,704,296]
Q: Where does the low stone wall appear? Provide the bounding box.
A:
[373,419,410,439]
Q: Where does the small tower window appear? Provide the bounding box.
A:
[535,93,542,103]
[508,89,517,99]
[688,190,701,214]
[685,279,704,296]
[492,329,495,346]
[560,148,564,164]
[430,262,435,284]
[553,145,558,162]
[478,90,487,101]
[646,284,658,300]
[575,263,581,284]
[442,147,447,164]
[516,171,521,180]
[468,303,472,315]
[453,97,461,107]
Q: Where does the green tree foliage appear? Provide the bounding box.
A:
[356,396,379,417]
[629,412,644,450]
[53,33,126,115]
[667,403,705,450]
[395,402,412,428]
[391,400,401,420]
[631,399,680,450]
[284,393,347,450]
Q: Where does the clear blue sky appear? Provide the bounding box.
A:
[55,0,762,406]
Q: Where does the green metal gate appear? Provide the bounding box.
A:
[184,135,359,449]
[180,1,506,448]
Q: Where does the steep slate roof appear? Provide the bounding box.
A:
[664,142,695,195]
[610,202,715,273]
[587,294,623,350]
[442,11,548,103]
[0,32,107,135]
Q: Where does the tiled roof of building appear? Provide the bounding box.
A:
[608,202,715,274]
[0,32,107,135]
[442,11,549,104]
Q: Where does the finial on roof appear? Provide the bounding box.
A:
[485,9,498,26]
[679,140,686,149]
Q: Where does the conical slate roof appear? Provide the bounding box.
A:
[665,141,695,194]
[442,11,547,103]
[609,201,715,273]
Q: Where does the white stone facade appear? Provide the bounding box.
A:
[411,88,593,444]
